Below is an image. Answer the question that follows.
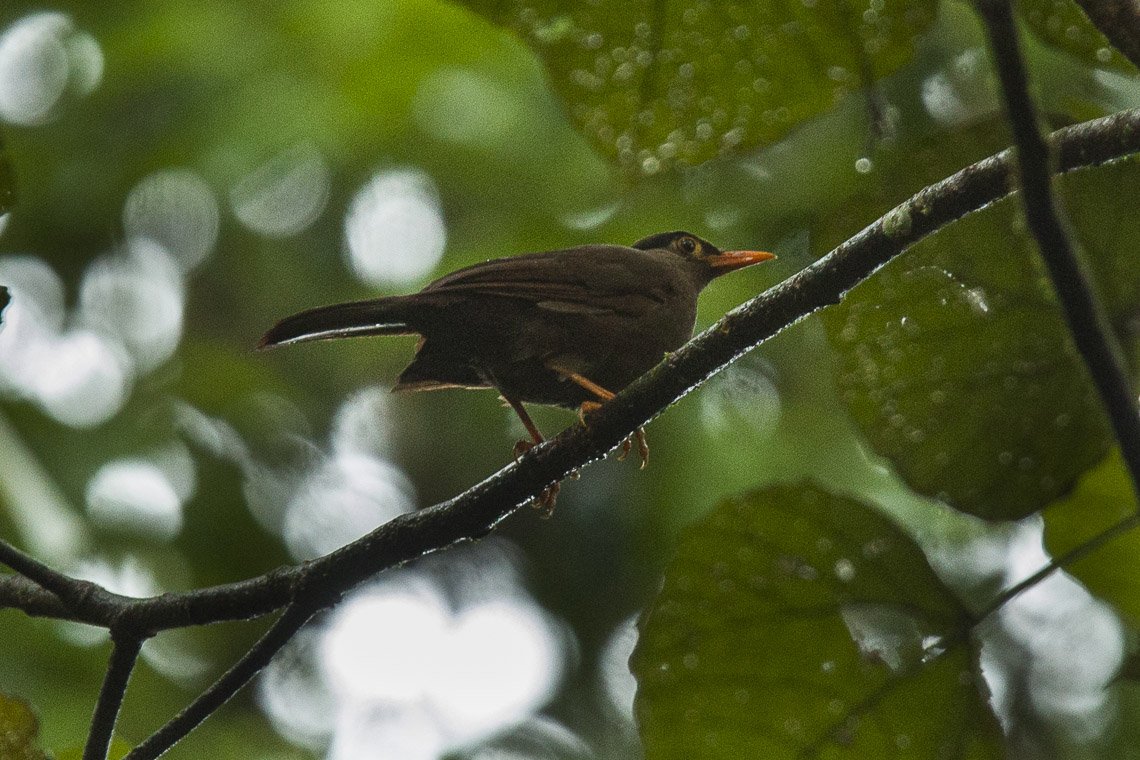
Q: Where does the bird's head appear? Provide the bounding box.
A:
[631,231,775,282]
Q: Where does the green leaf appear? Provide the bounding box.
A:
[819,125,1139,521]
[632,483,1003,759]
[0,693,49,760]
[1017,0,1136,74]
[458,0,937,174]
[1064,157,1140,320]
[56,738,132,760]
[0,129,13,216]
[1043,450,1140,625]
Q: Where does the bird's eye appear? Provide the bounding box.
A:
[678,237,697,254]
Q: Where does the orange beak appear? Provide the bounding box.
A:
[709,249,776,272]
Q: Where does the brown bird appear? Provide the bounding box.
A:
[260,231,774,510]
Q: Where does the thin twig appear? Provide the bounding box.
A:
[125,604,313,760]
[977,1,1140,497]
[84,633,144,760]
[974,511,1140,623]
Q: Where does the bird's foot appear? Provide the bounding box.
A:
[577,400,603,426]
[513,438,536,462]
[615,427,649,469]
[512,439,570,514]
[531,482,560,518]
[579,402,649,469]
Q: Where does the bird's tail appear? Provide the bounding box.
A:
[258,297,418,349]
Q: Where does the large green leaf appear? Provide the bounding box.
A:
[632,483,1002,759]
[458,0,937,174]
[0,693,48,760]
[819,124,1139,521]
[1043,449,1140,625]
[1017,0,1136,74]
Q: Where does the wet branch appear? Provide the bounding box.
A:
[1,108,1139,633]
[1,107,1140,755]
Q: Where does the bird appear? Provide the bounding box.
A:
[259,231,774,513]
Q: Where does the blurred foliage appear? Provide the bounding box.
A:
[458,0,937,174]
[0,0,1138,758]
[632,484,1003,759]
[1017,0,1136,74]
[0,693,49,760]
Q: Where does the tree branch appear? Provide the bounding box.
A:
[0,540,123,623]
[2,109,1140,641]
[978,0,1140,501]
[125,604,313,760]
[2,108,1140,756]
[0,573,81,620]
[84,633,144,760]
[85,106,1140,754]
[1073,0,1140,70]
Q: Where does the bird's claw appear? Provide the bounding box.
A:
[579,401,649,469]
[511,439,561,515]
[531,482,560,518]
[577,400,603,427]
[634,427,649,469]
[614,428,648,468]
[513,438,537,462]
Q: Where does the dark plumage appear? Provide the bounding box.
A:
[260,231,773,506]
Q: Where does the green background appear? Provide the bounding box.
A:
[1,0,1139,757]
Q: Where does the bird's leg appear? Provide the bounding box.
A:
[577,399,604,426]
[503,395,544,459]
[554,369,649,469]
[501,395,560,516]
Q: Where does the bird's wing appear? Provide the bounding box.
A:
[421,246,670,314]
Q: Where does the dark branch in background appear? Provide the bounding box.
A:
[1074,0,1140,70]
[84,634,144,760]
[978,1,1140,498]
[0,108,1137,755]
